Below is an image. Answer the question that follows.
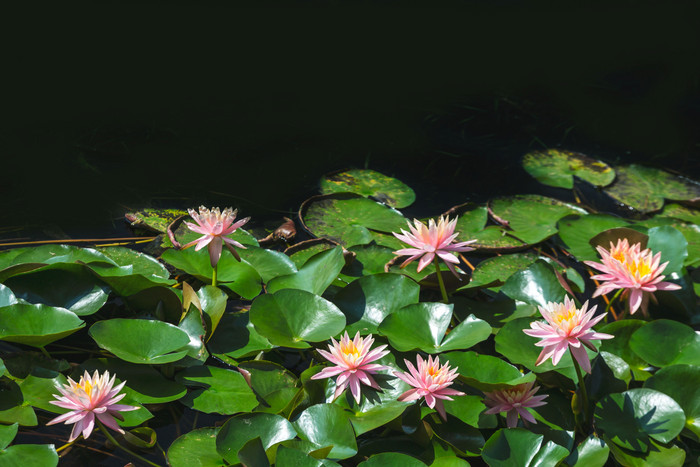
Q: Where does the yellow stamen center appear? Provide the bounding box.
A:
[341,341,360,358]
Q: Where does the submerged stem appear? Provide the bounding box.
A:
[571,350,591,432]
[433,258,449,304]
[97,420,163,467]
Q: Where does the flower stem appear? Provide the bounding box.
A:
[39,346,52,359]
[97,420,163,467]
[433,258,449,304]
[211,263,218,287]
[571,350,591,431]
[604,289,623,321]
[55,439,76,453]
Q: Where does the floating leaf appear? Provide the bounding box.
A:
[239,246,298,283]
[482,429,547,467]
[333,273,420,335]
[0,303,85,348]
[342,244,396,279]
[378,303,490,353]
[660,203,700,224]
[300,193,406,248]
[645,365,700,439]
[522,149,615,189]
[89,319,190,364]
[320,169,415,208]
[0,444,58,467]
[276,445,341,467]
[125,208,188,233]
[358,453,427,467]
[249,289,346,349]
[639,216,700,268]
[442,351,536,392]
[645,225,688,275]
[459,253,538,290]
[216,413,297,465]
[18,371,68,413]
[453,296,536,331]
[607,437,686,467]
[238,360,302,415]
[488,194,587,244]
[557,214,630,261]
[500,260,567,308]
[267,247,345,295]
[176,365,258,415]
[208,312,275,359]
[598,320,650,381]
[629,320,700,367]
[594,388,685,451]
[565,435,609,467]
[293,403,358,459]
[605,164,700,213]
[0,284,18,308]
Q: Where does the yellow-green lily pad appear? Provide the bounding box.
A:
[523,149,616,189]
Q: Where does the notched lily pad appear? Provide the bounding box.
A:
[605,164,700,213]
[522,149,615,189]
[320,169,415,208]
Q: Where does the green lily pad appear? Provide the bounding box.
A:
[488,194,587,245]
[89,318,190,364]
[500,260,567,308]
[482,428,566,467]
[320,169,416,208]
[358,453,427,467]
[89,246,175,296]
[450,204,489,236]
[0,303,85,348]
[378,302,491,353]
[300,193,407,248]
[161,247,262,300]
[285,239,339,269]
[0,284,18,308]
[293,403,358,459]
[216,413,297,464]
[598,320,651,381]
[0,244,117,271]
[565,436,609,467]
[605,164,700,213]
[522,149,615,189]
[276,445,341,467]
[470,226,527,251]
[238,360,302,415]
[594,388,685,452]
[168,428,226,467]
[629,320,700,367]
[442,351,536,392]
[332,273,420,335]
[607,437,686,467]
[208,312,275,359]
[0,423,17,450]
[239,246,298,283]
[18,371,68,413]
[267,247,345,295]
[645,365,700,439]
[97,246,170,278]
[458,253,538,290]
[645,225,688,275]
[660,203,700,224]
[0,444,58,467]
[4,263,110,316]
[557,214,630,261]
[175,365,258,415]
[639,216,700,268]
[125,208,188,233]
[249,289,346,349]
[342,244,397,279]
[453,296,536,332]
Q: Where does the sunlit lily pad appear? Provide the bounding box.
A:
[442,351,536,392]
[89,319,190,364]
[660,203,700,224]
[249,289,346,349]
[482,428,568,467]
[267,247,345,295]
[446,203,527,252]
[629,320,700,367]
[168,427,225,467]
[208,312,275,359]
[285,238,340,269]
[0,443,59,467]
[238,360,302,415]
[0,303,85,347]
[488,194,587,244]
[176,365,258,415]
[500,260,567,308]
[0,244,117,271]
[342,244,396,279]
[605,164,700,213]
[638,216,700,268]
[459,252,539,290]
[522,149,615,189]
[125,208,188,233]
[300,193,407,248]
[557,214,630,262]
[216,413,297,465]
[358,453,427,467]
[293,403,358,459]
[645,365,700,439]
[319,169,416,208]
[566,436,609,467]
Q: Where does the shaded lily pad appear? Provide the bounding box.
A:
[0,303,85,348]
[341,244,396,279]
[598,320,651,381]
[605,164,700,213]
[238,360,302,415]
[645,365,700,439]
[320,169,415,208]
[300,193,407,248]
[239,246,298,283]
[378,302,491,353]
[594,388,685,452]
[453,296,537,331]
[285,238,340,269]
[482,428,567,467]
[208,312,275,359]
[458,252,539,290]
[488,194,587,245]
[89,318,190,364]
[522,149,615,189]
[267,247,345,295]
[176,365,258,415]
[557,214,630,261]
[639,216,700,268]
[446,203,527,251]
[249,289,346,349]
[168,427,225,467]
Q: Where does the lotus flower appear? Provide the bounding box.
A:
[311,332,390,403]
[585,239,681,315]
[483,381,548,428]
[394,355,464,420]
[392,216,476,278]
[183,206,250,268]
[47,370,139,442]
[523,297,613,374]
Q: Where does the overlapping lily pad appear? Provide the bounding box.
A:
[605,164,700,213]
[442,351,536,392]
[522,149,616,189]
[216,413,297,464]
[628,320,700,367]
[459,252,538,290]
[319,169,416,208]
[557,214,630,261]
[168,427,225,467]
[0,303,85,347]
[176,365,258,415]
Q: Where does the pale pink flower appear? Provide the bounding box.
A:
[47,370,139,442]
[484,381,548,428]
[523,297,613,374]
[183,206,250,268]
[311,331,390,403]
[392,216,476,278]
[394,355,464,421]
[585,239,681,315]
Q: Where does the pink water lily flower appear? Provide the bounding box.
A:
[182,206,250,268]
[47,370,139,442]
[585,239,681,315]
[523,297,613,374]
[484,381,548,428]
[394,355,464,421]
[392,216,476,278]
[311,331,390,403]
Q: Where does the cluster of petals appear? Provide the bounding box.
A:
[584,238,681,315]
[395,355,464,421]
[312,331,390,403]
[392,216,476,278]
[483,381,548,428]
[47,370,138,442]
[523,297,613,374]
[183,206,250,268]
